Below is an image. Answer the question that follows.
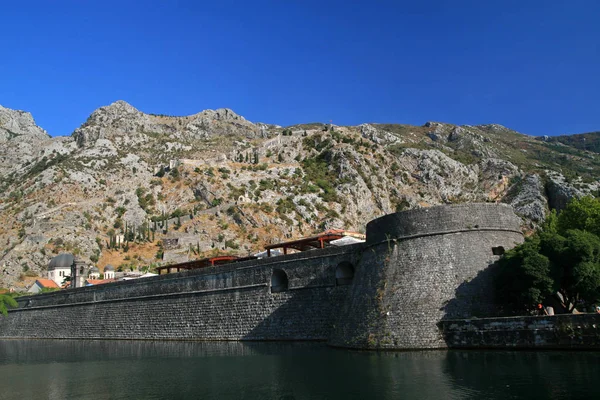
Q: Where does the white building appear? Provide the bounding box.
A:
[89,266,100,279]
[103,265,115,279]
[47,253,74,286]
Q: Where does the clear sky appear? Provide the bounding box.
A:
[1,0,599,137]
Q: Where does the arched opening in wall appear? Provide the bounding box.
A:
[336,262,355,286]
[492,246,505,256]
[271,269,289,293]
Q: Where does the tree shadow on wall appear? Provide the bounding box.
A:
[439,261,502,321]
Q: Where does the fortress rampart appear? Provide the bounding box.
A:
[0,203,526,349]
[329,203,524,349]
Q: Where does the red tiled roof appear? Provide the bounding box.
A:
[35,279,59,288]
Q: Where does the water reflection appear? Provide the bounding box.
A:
[0,340,598,400]
[443,350,600,400]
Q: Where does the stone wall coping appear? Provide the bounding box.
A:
[11,283,268,312]
[366,203,522,244]
[364,227,523,250]
[440,314,599,323]
[16,242,363,306]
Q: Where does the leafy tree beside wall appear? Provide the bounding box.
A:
[0,293,17,316]
[496,197,600,314]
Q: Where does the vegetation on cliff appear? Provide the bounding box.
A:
[496,197,600,314]
[0,101,599,289]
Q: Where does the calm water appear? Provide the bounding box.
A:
[0,340,598,400]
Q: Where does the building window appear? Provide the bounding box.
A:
[492,246,505,256]
[271,269,289,293]
[336,262,355,286]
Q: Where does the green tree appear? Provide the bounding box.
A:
[557,196,600,235]
[0,293,18,316]
[496,197,600,314]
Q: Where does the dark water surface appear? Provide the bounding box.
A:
[0,340,598,400]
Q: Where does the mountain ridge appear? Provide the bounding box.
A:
[0,101,598,290]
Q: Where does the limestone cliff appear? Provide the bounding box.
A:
[0,101,598,288]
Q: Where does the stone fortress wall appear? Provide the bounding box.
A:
[329,203,524,349]
[0,203,542,350]
[439,314,600,350]
[1,245,363,341]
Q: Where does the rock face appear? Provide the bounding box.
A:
[0,105,54,177]
[505,174,548,224]
[0,105,50,141]
[545,172,587,211]
[0,101,598,289]
[73,101,259,150]
[359,124,401,145]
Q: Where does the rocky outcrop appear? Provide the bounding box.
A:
[448,126,464,142]
[0,105,50,141]
[73,101,260,149]
[359,124,401,145]
[0,101,598,289]
[398,149,479,203]
[0,105,58,178]
[545,172,585,211]
[504,174,548,223]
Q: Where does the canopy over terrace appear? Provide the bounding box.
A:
[264,229,366,257]
[157,255,257,275]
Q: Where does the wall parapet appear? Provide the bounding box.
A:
[13,243,364,309]
[10,283,269,312]
[366,203,522,244]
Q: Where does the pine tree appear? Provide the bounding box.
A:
[0,293,17,316]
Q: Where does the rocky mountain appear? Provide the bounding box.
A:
[1,101,599,289]
[0,105,53,177]
[539,131,600,154]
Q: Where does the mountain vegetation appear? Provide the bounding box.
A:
[495,196,600,314]
[540,131,600,154]
[0,101,599,289]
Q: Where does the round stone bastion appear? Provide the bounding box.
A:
[328,203,524,350]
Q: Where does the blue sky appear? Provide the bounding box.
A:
[1,1,599,137]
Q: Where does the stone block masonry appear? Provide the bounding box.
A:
[440,314,600,350]
[1,246,362,341]
[328,203,524,350]
[0,204,533,350]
